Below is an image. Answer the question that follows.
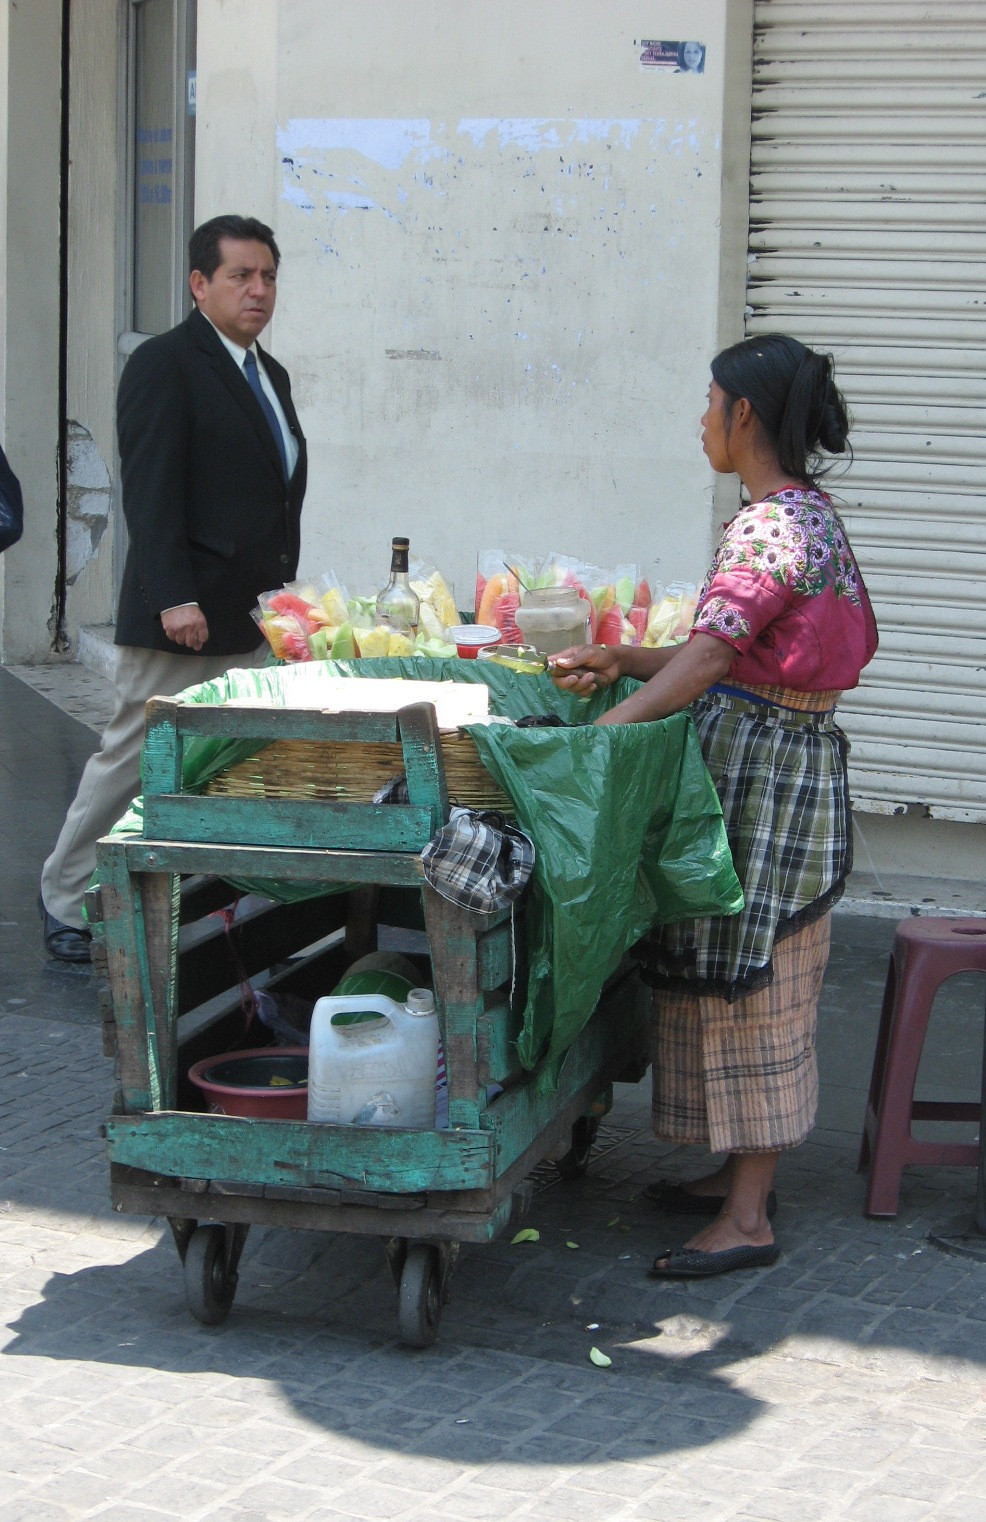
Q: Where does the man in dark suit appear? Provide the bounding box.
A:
[40,214,307,960]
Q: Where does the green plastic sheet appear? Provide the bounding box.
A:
[106,657,743,1090]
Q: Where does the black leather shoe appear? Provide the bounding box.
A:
[38,894,91,963]
[643,1179,777,1220]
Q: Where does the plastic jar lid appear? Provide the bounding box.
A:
[448,624,501,648]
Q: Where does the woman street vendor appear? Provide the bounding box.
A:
[551,333,878,1280]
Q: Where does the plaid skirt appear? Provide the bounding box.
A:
[651,911,831,1152]
[640,690,851,1000]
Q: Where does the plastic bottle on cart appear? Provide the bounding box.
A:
[307,987,439,1129]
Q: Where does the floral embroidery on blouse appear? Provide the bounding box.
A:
[693,595,751,641]
[697,489,862,614]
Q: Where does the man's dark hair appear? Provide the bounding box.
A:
[188,215,281,279]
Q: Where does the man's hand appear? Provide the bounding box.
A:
[161,604,209,651]
[548,644,623,696]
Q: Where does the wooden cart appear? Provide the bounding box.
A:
[93,696,649,1346]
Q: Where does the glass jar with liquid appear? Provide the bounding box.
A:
[514,587,591,656]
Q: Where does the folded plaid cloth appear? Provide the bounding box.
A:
[422,807,535,914]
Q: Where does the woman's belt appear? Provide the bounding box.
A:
[708,682,843,715]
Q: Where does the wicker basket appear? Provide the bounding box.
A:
[203,732,515,814]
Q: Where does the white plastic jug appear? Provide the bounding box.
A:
[307,988,439,1129]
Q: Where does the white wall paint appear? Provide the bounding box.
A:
[0,0,62,662]
[199,0,750,609]
[63,0,120,638]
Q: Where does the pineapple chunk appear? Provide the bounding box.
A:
[387,631,415,657]
[320,587,349,625]
[417,601,445,642]
[427,571,458,630]
[357,624,392,658]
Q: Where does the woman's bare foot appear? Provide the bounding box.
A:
[676,1161,734,1198]
[652,1151,778,1268]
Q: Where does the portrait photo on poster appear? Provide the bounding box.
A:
[638,39,706,74]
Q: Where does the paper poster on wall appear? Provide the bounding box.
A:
[638,39,706,74]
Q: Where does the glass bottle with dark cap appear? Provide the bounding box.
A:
[375,536,420,634]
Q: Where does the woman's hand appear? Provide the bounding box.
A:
[548,644,623,695]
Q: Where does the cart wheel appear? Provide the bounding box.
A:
[184,1225,237,1326]
[398,1244,442,1348]
[554,1115,601,1181]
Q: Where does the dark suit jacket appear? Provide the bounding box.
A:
[115,307,307,654]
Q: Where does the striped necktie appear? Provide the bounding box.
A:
[243,350,289,481]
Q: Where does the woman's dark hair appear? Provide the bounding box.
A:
[710,333,852,487]
[188,215,280,280]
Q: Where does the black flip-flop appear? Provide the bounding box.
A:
[642,1180,777,1220]
[648,1243,781,1279]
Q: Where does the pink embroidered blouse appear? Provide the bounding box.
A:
[690,487,878,693]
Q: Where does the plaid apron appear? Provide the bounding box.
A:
[651,912,831,1151]
[640,689,851,1000]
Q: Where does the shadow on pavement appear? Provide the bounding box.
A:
[6,1104,986,1467]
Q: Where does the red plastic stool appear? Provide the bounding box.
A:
[859,916,986,1217]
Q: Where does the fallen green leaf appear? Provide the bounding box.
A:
[510,1228,540,1245]
[566,1241,579,1250]
[606,1216,620,1227]
[589,1347,612,1368]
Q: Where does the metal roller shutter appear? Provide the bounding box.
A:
[748,0,986,821]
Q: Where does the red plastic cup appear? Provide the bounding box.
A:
[448,624,501,659]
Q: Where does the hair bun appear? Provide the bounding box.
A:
[813,355,851,454]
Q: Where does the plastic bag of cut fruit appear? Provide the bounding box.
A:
[253,587,317,662]
[408,559,459,640]
[253,578,357,663]
[642,581,699,647]
[475,552,524,643]
[584,563,655,646]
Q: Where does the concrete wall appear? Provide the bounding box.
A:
[197,0,753,607]
[0,0,63,663]
[0,0,118,664]
[61,0,120,640]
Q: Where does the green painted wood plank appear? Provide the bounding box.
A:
[95,851,183,1113]
[478,997,524,1085]
[422,887,484,1129]
[109,1167,512,1244]
[97,850,155,1112]
[397,703,448,829]
[120,840,426,886]
[139,871,181,1110]
[142,795,435,851]
[142,710,184,799]
[147,697,404,747]
[104,1113,493,1193]
[477,922,512,991]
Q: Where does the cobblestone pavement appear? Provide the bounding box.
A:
[2,665,986,1522]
